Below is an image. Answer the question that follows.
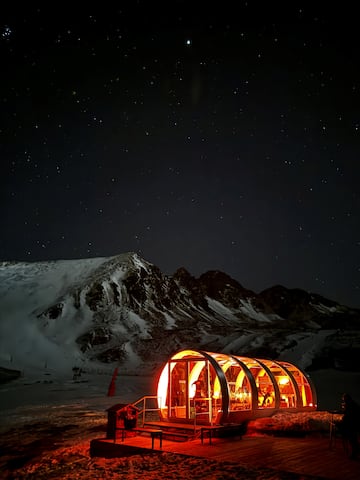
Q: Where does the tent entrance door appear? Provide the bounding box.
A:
[168,359,212,423]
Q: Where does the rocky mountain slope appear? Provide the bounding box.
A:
[1,252,359,374]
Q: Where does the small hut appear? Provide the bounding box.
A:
[156,349,317,425]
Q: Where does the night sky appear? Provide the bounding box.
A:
[1,3,359,307]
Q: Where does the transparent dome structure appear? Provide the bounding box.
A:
[157,349,317,425]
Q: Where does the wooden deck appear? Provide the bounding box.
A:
[91,432,360,480]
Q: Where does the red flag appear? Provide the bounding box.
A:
[107,367,119,396]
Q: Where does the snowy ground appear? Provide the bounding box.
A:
[0,400,328,479]
[1,367,358,479]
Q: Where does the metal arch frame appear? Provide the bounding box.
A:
[305,371,317,407]
[198,350,230,422]
[253,358,281,409]
[272,360,302,407]
[165,349,230,423]
[274,360,317,408]
[230,356,259,410]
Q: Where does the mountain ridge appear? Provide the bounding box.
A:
[0,252,359,375]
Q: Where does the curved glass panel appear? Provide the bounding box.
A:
[210,354,252,411]
[236,357,274,408]
[277,360,315,407]
[257,359,296,408]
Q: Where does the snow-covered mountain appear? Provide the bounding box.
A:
[0,252,359,376]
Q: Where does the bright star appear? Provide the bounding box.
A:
[1,26,12,40]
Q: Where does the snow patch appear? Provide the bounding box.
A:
[127,312,151,338]
[206,298,238,320]
[163,312,177,328]
[278,330,337,370]
[312,302,340,314]
[239,299,272,323]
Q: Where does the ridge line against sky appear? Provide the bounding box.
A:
[1,2,359,308]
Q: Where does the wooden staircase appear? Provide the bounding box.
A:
[130,395,247,443]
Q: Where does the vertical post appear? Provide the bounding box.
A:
[167,362,171,420]
[207,360,213,425]
[193,398,197,433]
[142,397,146,426]
[186,360,190,420]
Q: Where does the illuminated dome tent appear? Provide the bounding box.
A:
[157,350,317,425]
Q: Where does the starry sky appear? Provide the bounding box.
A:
[1,2,359,308]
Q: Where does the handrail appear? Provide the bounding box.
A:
[132,395,161,426]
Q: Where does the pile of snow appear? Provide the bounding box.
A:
[0,257,111,373]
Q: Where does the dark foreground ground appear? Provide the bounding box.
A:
[0,402,359,480]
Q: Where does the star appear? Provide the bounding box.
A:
[0,4,359,308]
[1,25,12,40]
